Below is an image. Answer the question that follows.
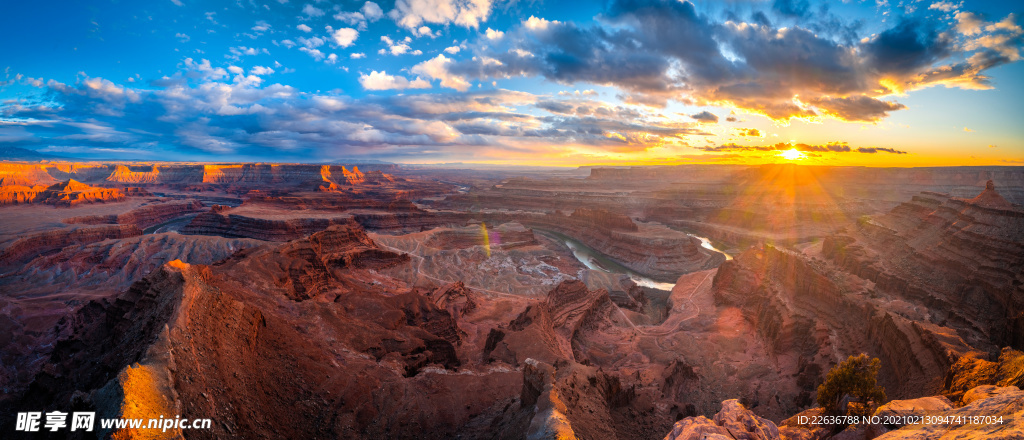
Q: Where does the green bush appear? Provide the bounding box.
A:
[817,354,886,417]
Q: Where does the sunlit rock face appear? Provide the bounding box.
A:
[823,182,1024,350]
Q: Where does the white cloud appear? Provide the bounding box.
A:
[326,53,339,64]
[183,58,227,80]
[229,46,268,58]
[415,26,434,37]
[956,11,984,35]
[228,65,245,74]
[361,2,384,21]
[986,13,1023,35]
[509,48,533,58]
[389,0,493,32]
[927,1,959,12]
[170,0,184,6]
[297,24,312,32]
[300,47,326,61]
[444,46,460,54]
[330,27,359,48]
[335,11,367,27]
[380,35,413,55]
[302,4,325,18]
[523,15,557,31]
[359,71,432,90]
[175,32,190,42]
[335,2,384,30]
[252,20,271,32]
[411,54,470,91]
[280,39,296,48]
[412,50,423,55]
[250,66,275,76]
[351,52,366,59]
[298,36,325,49]
[485,28,503,40]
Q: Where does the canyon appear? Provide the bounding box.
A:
[1,161,1022,439]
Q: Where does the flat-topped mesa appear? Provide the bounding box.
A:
[106,164,160,183]
[967,180,1015,210]
[0,163,59,187]
[569,208,638,231]
[201,164,246,183]
[361,169,395,185]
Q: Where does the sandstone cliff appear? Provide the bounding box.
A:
[822,181,1024,350]
[63,199,206,229]
[0,225,142,266]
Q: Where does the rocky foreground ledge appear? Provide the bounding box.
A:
[663,385,1023,440]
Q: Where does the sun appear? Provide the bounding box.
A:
[779,148,806,161]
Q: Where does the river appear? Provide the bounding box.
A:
[688,234,732,261]
[143,214,200,234]
[537,229,730,291]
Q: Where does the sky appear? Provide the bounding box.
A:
[0,0,1022,166]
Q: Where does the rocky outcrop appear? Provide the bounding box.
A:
[0,179,125,206]
[483,280,615,367]
[944,347,1024,401]
[663,399,782,440]
[0,225,142,266]
[0,184,46,205]
[275,224,410,300]
[427,282,478,317]
[669,384,1024,440]
[873,385,1024,439]
[712,244,964,402]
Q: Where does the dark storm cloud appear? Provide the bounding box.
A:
[807,96,907,122]
[857,147,907,154]
[450,0,1019,122]
[536,100,576,114]
[863,18,951,76]
[690,111,719,123]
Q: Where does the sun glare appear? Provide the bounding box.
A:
[780,148,806,161]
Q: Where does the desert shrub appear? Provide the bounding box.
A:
[817,354,886,417]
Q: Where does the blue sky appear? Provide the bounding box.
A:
[1,0,1022,165]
